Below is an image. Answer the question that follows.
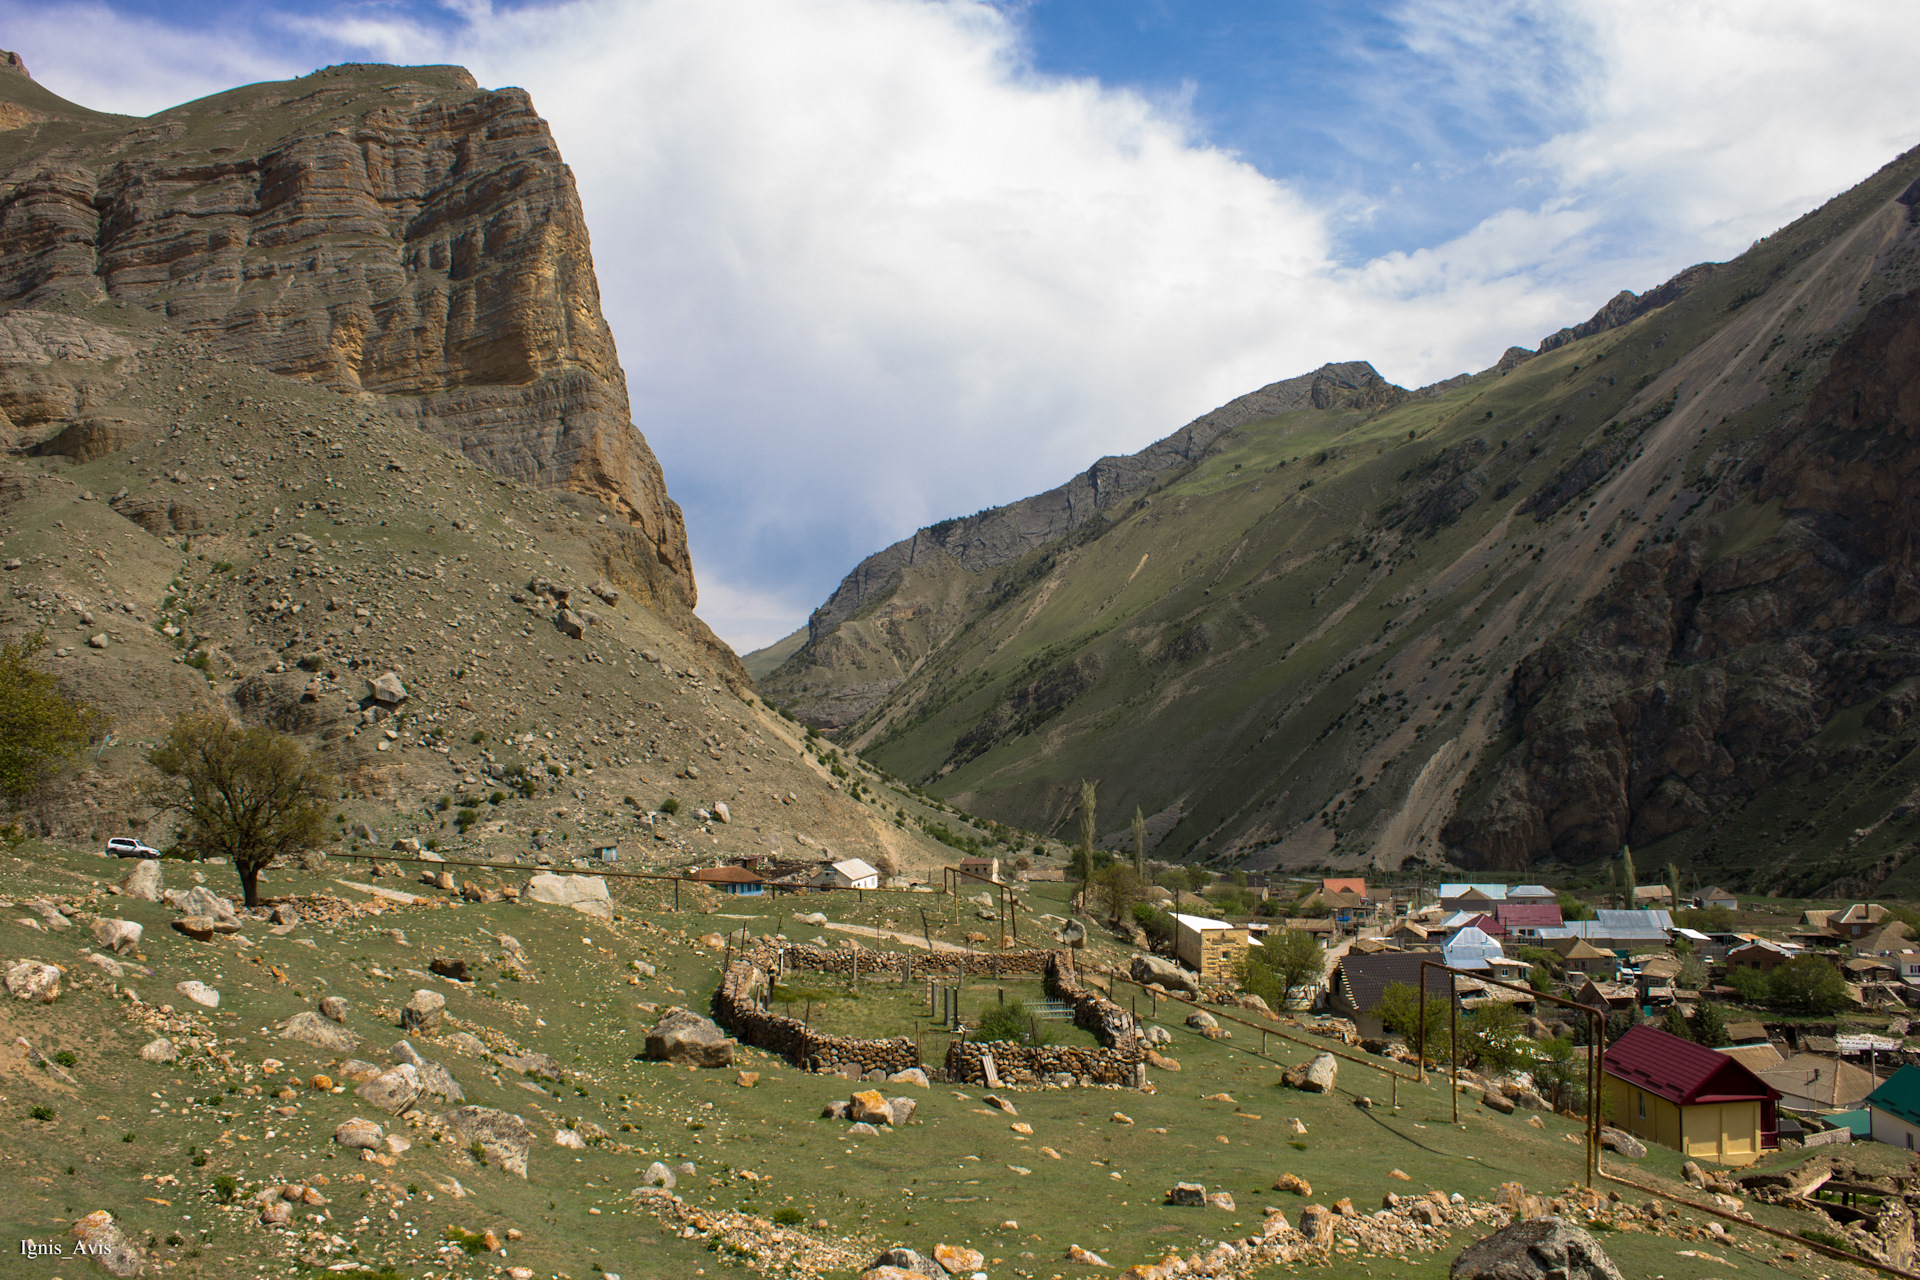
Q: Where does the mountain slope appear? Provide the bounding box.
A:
[759,145,1920,894]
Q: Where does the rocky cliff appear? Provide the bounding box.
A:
[0,55,697,619]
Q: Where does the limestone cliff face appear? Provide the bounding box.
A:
[0,58,696,615]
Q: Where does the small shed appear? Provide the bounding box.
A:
[692,866,765,896]
[1173,912,1250,985]
[1603,1024,1780,1165]
[593,844,619,864]
[1867,1065,1920,1150]
[810,858,880,890]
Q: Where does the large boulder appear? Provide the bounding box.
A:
[140,1037,177,1063]
[644,1009,735,1067]
[174,886,244,932]
[1130,953,1198,995]
[871,1247,945,1280]
[392,1040,464,1103]
[1284,1052,1338,1093]
[333,1118,385,1150]
[91,917,143,954]
[440,1106,532,1178]
[1449,1217,1626,1280]
[278,1011,361,1052]
[1598,1127,1646,1159]
[70,1210,145,1277]
[116,859,163,901]
[521,872,613,920]
[368,671,409,706]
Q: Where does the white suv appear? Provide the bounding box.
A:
[106,837,159,859]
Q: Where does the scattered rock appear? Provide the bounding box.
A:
[521,872,614,920]
[90,917,142,954]
[276,1011,361,1052]
[644,1009,734,1067]
[1185,1010,1218,1031]
[847,1121,880,1136]
[1169,1182,1207,1206]
[736,1070,759,1088]
[1482,1091,1517,1115]
[175,979,219,1008]
[1274,1173,1312,1196]
[70,1210,144,1276]
[401,988,446,1034]
[116,859,163,901]
[173,915,217,941]
[368,672,409,705]
[87,952,125,978]
[1290,1053,1337,1093]
[1598,1128,1645,1159]
[440,1106,532,1178]
[983,1093,1017,1116]
[318,995,349,1022]
[889,1067,930,1089]
[644,1160,676,1189]
[1206,1191,1236,1211]
[932,1243,984,1274]
[554,1128,586,1149]
[355,1064,422,1114]
[140,1037,177,1063]
[1066,1243,1110,1267]
[871,1247,945,1280]
[333,1118,385,1151]
[1447,1216,1626,1280]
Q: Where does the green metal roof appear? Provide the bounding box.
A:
[1825,1108,1871,1137]
[1864,1064,1920,1128]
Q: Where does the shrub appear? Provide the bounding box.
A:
[28,1104,54,1121]
[213,1175,238,1202]
[976,998,1051,1045]
[658,797,680,816]
[773,1208,805,1226]
[52,1050,77,1067]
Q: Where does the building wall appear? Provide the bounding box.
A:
[1606,1076,1763,1164]
[1871,1108,1920,1150]
[1174,921,1249,984]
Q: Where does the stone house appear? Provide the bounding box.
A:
[1172,913,1249,985]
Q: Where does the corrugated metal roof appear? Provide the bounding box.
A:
[1443,926,1504,970]
[1495,904,1564,929]
[1602,1024,1779,1106]
[1438,884,1509,901]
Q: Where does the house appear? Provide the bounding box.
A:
[1442,926,1504,971]
[810,858,880,890]
[1494,902,1564,942]
[1388,920,1432,948]
[1328,951,1455,1038]
[1865,1065,1920,1151]
[1700,887,1738,911]
[1895,950,1920,982]
[1309,887,1370,927]
[1847,956,1899,983]
[1509,884,1557,905]
[1717,1042,1786,1073]
[956,855,1000,884]
[1724,1021,1771,1046]
[692,866,765,896]
[1602,1024,1780,1165]
[1439,884,1508,912]
[1321,877,1368,901]
[1757,1053,1880,1113]
[1852,922,1912,956]
[1728,939,1793,973]
[1573,977,1638,1013]
[1557,938,1618,976]
[1829,904,1892,940]
[1172,913,1251,985]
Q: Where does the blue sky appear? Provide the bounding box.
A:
[5,1,1919,650]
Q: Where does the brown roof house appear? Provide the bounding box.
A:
[1555,938,1618,976]
[691,866,765,896]
[1603,1024,1780,1165]
[1727,939,1792,973]
[1328,951,1454,1039]
[1757,1053,1880,1113]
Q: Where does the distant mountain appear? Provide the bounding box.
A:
[754,145,1920,898]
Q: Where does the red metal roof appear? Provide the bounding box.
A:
[1603,1024,1780,1107]
[1465,912,1504,937]
[1495,903,1564,929]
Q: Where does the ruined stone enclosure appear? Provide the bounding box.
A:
[712,943,1147,1087]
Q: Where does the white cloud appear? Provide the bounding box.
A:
[4,0,1919,652]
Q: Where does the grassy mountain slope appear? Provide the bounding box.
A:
[761,145,1920,893]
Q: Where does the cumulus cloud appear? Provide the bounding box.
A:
[3,0,1918,650]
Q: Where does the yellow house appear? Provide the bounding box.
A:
[1602,1024,1780,1166]
[1172,913,1250,985]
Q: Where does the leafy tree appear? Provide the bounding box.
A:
[0,636,110,810]
[1130,805,1146,877]
[1241,929,1325,1008]
[1677,905,1733,932]
[1184,864,1211,893]
[1675,953,1709,990]
[1092,864,1144,923]
[1727,964,1771,1004]
[1463,1002,1527,1071]
[1075,778,1097,879]
[1666,861,1682,909]
[1689,998,1730,1047]
[1530,1033,1583,1110]
[147,714,335,908]
[1660,1003,1693,1041]
[1556,892,1596,922]
[1768,955,1850,1015]
[1374,981,1447,1054]
[1138,905,1176,952]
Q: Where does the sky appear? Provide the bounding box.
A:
[4,1,1918,651]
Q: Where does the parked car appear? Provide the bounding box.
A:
[105,837,159,859]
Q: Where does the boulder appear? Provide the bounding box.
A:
[318,995,349,1023]
[889,1068,930,1089]
[1481,1091,1517,1115]
[1130,953,1198,995]
[556,608,588,639]
[1273,1173,1312,1196]
[1299,1053,1338,1093]
[644,1009,734,1067]
[849,1089,893,1125]
[521,872,613,920]
[1447,1216,1625,1280]
[1168,1182,1208,1206]
[401,988,446,1034]
[554,1128,586,1149]
[276,1011,361,1052]
[177,886,243,930]
[589,578,620,605]
[175,980,220,1008]
[355,1064,422,1114]
[886,1096,918,1126]
[117,859,163,901]
[1185,1010,1218,1031]
[1598,1127,1646,1159]
[333,1118,385,1150]
[794,911,829,927]
[932,1243,984,1274]
[848,1121,880,1136]
[1055,918,1087,947]
[644,1160,676,1189]
[140,1037,177,1063]
[90,917,142,954]
[87,953,125,978]
[368,672,409,706]
[173,915,217,940]
[1298,1203,1334,1246]
[440,1106,532,1178]
[1206,1192,1236,1211]
[70,1210,144,1277]
[871,1248,945,1280]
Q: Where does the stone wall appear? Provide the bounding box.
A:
[756,942,1050,980]
[710,953,919,1076]
[943,1039,1144,1088]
